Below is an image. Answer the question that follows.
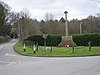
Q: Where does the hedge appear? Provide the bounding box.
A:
[46,35,61,46]
[25,34,100,46]
[25,35,61,46]
[72,34,100,46]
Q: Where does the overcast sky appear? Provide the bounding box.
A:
[2,0,100,20]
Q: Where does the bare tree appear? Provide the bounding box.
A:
[45,12,54,21]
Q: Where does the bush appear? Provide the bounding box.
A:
[72,34,100,46]
[26,34,100,46]
[25,35,61,46]
[46,35,61,46]
[0,36,10,44]
[25,35,44,46]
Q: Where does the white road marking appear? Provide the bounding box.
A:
[0,44,9,49]
[5,53,8,56]
[0,45,5,49]
[0,61,16,64]
[5,53,16,57]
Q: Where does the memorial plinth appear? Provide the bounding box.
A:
[59,36,77,47]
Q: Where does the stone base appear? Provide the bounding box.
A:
[58,36,77,47]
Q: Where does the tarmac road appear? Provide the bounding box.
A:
[0,39,100,75]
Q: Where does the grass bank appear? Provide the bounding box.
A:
[15,43,100,57]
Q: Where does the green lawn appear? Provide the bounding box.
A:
[15,43,100,57]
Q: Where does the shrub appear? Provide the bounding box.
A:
[72,34,100,46]
[46,35,61,46]
[25,35,44,46]
[0,36,10,44]
[25,35,61,46]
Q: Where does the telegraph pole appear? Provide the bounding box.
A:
[18,14,20,43]
[80,22,82,34]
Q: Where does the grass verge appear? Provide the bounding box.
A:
[15,43,100,57]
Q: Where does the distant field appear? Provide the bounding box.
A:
[15,43,100,57]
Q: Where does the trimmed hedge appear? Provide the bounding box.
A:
[46,35,61,46]
[25,34,100,46]
[25,35,61,46]
[72,34,100,46]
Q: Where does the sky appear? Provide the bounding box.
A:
[1,0,100,20]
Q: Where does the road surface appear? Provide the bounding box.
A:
[0,39,100,75]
